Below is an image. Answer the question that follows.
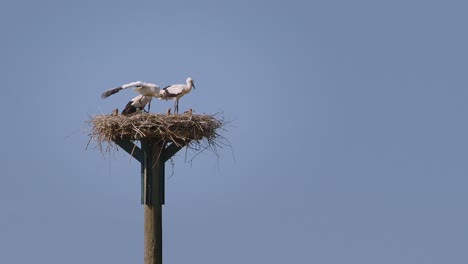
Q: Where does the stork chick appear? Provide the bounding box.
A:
[160,77,195,114]
[121,94,152,115]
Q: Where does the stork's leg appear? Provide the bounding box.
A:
[147,99,152,113]
[174,99,178,114]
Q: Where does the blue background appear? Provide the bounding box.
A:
[1,0,467,263]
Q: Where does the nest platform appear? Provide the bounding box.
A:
[87,113,225,151]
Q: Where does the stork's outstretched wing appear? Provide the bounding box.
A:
[101,81,146,99]
[101,87,123,98]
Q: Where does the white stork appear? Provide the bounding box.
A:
[121,94,153,115]
[160,77,195,114]
[101,81,161,98]
[101,81,163,112]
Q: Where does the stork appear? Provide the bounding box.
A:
[160,77,195,114]
[121,94,153,115]
[101,81,163,112]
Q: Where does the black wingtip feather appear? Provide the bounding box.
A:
[121,101,137,115]
[162,87,179,98]
[101,87,123,99]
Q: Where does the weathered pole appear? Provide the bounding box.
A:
[115,138,186,264]
[142,140,163,264]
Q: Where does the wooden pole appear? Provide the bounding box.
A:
[143,140,163,264]
[114,138,188,264]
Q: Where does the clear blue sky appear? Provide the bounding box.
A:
[1,0,467,263]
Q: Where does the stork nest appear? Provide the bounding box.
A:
[86,112,228,155]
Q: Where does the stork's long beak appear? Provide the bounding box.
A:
[192,82,196,89]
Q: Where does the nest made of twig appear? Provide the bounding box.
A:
[88,112,224,144]
[86,112,229,158]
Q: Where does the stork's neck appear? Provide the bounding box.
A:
[186,81,193,91]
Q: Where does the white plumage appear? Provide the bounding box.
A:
[121,94,153,115]
[160,77,195,114]
[101,81,162,98]
[101,81,164,113]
